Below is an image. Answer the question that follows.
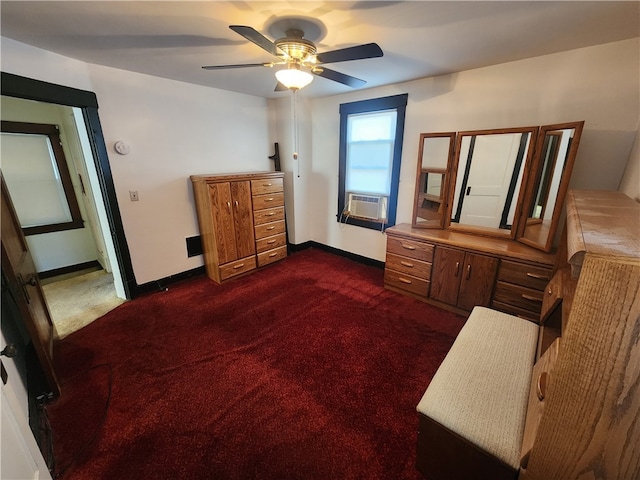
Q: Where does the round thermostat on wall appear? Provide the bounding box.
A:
[114,140,130,155]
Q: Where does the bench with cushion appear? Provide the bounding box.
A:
[416,306,539,480]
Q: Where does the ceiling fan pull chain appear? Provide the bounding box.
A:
[293,90,301,178]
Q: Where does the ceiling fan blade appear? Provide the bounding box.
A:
[316,43,383,64]
[229,25,282,57]
[202,63,271,70]
[314,67,367,88]
[274,82,289,92]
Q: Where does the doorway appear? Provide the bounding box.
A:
[1,72,136,303]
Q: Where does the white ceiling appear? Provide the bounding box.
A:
[1,1,638,99]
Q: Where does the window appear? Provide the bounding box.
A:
[338,94,408,230]
[1,120,83,235]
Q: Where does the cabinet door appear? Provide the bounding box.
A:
[230,181,255,259]
[430,246,465,306]
[458,253,499,311]
[209,182,237,264]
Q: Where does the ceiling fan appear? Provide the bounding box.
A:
[202,25,383,91]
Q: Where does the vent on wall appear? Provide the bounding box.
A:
[348,194,383,220]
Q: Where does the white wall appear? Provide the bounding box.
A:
[619,129,640,201]
[86,64,272,284]
[284,38,639,261]
[2,38,273,285]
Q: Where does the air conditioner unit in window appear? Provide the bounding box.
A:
[348,193,383,220]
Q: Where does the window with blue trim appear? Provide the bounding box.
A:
[338,94,408,230]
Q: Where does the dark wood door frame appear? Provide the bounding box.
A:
[1,72,137,298]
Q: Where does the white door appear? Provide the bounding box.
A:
[458,134,522,228]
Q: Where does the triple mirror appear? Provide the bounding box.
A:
[412,121,584,253]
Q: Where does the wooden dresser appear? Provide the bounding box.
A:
[522,190,640,479]
[384,225,556,320]
[191,172,287,283]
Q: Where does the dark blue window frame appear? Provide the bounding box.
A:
[337,93,408,230]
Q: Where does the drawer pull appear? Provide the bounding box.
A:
[269,253,278,258]
[521,294,541,302]
[266,212,276,216]
[548,288,553,295]
[400,261,414,268]
[266,226,276,231]
[267,240,277,245]
[265,197,274,202]
[263,183,273,186]
[398,277,413,285]
[226,201,231,212]
[537,371,548,400]
[466,264,472,280]
[526,272,550,281]
[233,263,245,269]
[454,261,460,277]
[401,244,416,250]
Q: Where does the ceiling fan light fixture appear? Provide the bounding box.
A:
[275,65,313,91]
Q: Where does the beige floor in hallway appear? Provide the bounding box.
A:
[42,269,126,339]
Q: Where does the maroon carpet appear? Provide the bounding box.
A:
[47,248,465,479]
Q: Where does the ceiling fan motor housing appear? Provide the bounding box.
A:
[275,29,317,63]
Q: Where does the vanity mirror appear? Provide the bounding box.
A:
[412,132,455,228]
[446,126,538,238]
[517,121,584,252]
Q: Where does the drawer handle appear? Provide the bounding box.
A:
[526,272,550,281]
[266,226,276,231]
[537,371,548,401]
[454,261,460,277]
[267,240,277,244]
[466,264,471,280]
[226,201,231,212]
[266,212,276,216]
[522,294,541,302]
[269,253,278,258]
[233,263,245,269]
[398,277,412,285]
[548,288,553,295]
[400,261,414,268]
[401,244,416,250]
[265,197,274,202]
[263,183,273,186]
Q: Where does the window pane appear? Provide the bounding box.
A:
[346,141,393,195]
[349,111,397,141]
[1,132,73,227]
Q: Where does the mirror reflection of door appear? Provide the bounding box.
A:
[529,132,562,220]
[452,132,530,230]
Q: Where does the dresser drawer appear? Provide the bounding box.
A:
[252,192,284,210]
[386,237,434,263]
[256,233,286,254]
[493,281,544,314]
[257,245,287,267]
[385,252,432,280]
[255,220,285,240]
[220,256,256,281]
[497,260,553,291]
[254,206,285,226]
[384,269,430,297]
[251,177,283,195]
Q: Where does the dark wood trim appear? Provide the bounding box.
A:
[2,72,137,299]
[1,120,85,236]
[289,241,385,269]
[38,260,101,279]
[135,266,206,295]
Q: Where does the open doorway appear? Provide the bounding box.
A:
[1,96,126,337]
[1,72,137,333]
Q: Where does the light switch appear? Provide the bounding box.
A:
[129,190,139,202]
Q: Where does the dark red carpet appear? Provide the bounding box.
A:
[47,248,465,479]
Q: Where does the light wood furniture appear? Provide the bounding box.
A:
[191,172,286,283]
[414,190,640,480]
[384,225,555,319]
[523,190,640,479]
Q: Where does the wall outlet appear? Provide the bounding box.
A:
[129,190,139,202]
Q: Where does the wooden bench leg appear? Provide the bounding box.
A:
[416,414,519,480]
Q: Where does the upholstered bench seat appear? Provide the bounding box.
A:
[416,306,539,478]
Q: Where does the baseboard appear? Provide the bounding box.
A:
[132,266,206,297]
[289,241,384,269]
[39,260,101,279]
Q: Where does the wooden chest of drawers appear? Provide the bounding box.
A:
[384,224,555,318]
[191,172,287,283]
